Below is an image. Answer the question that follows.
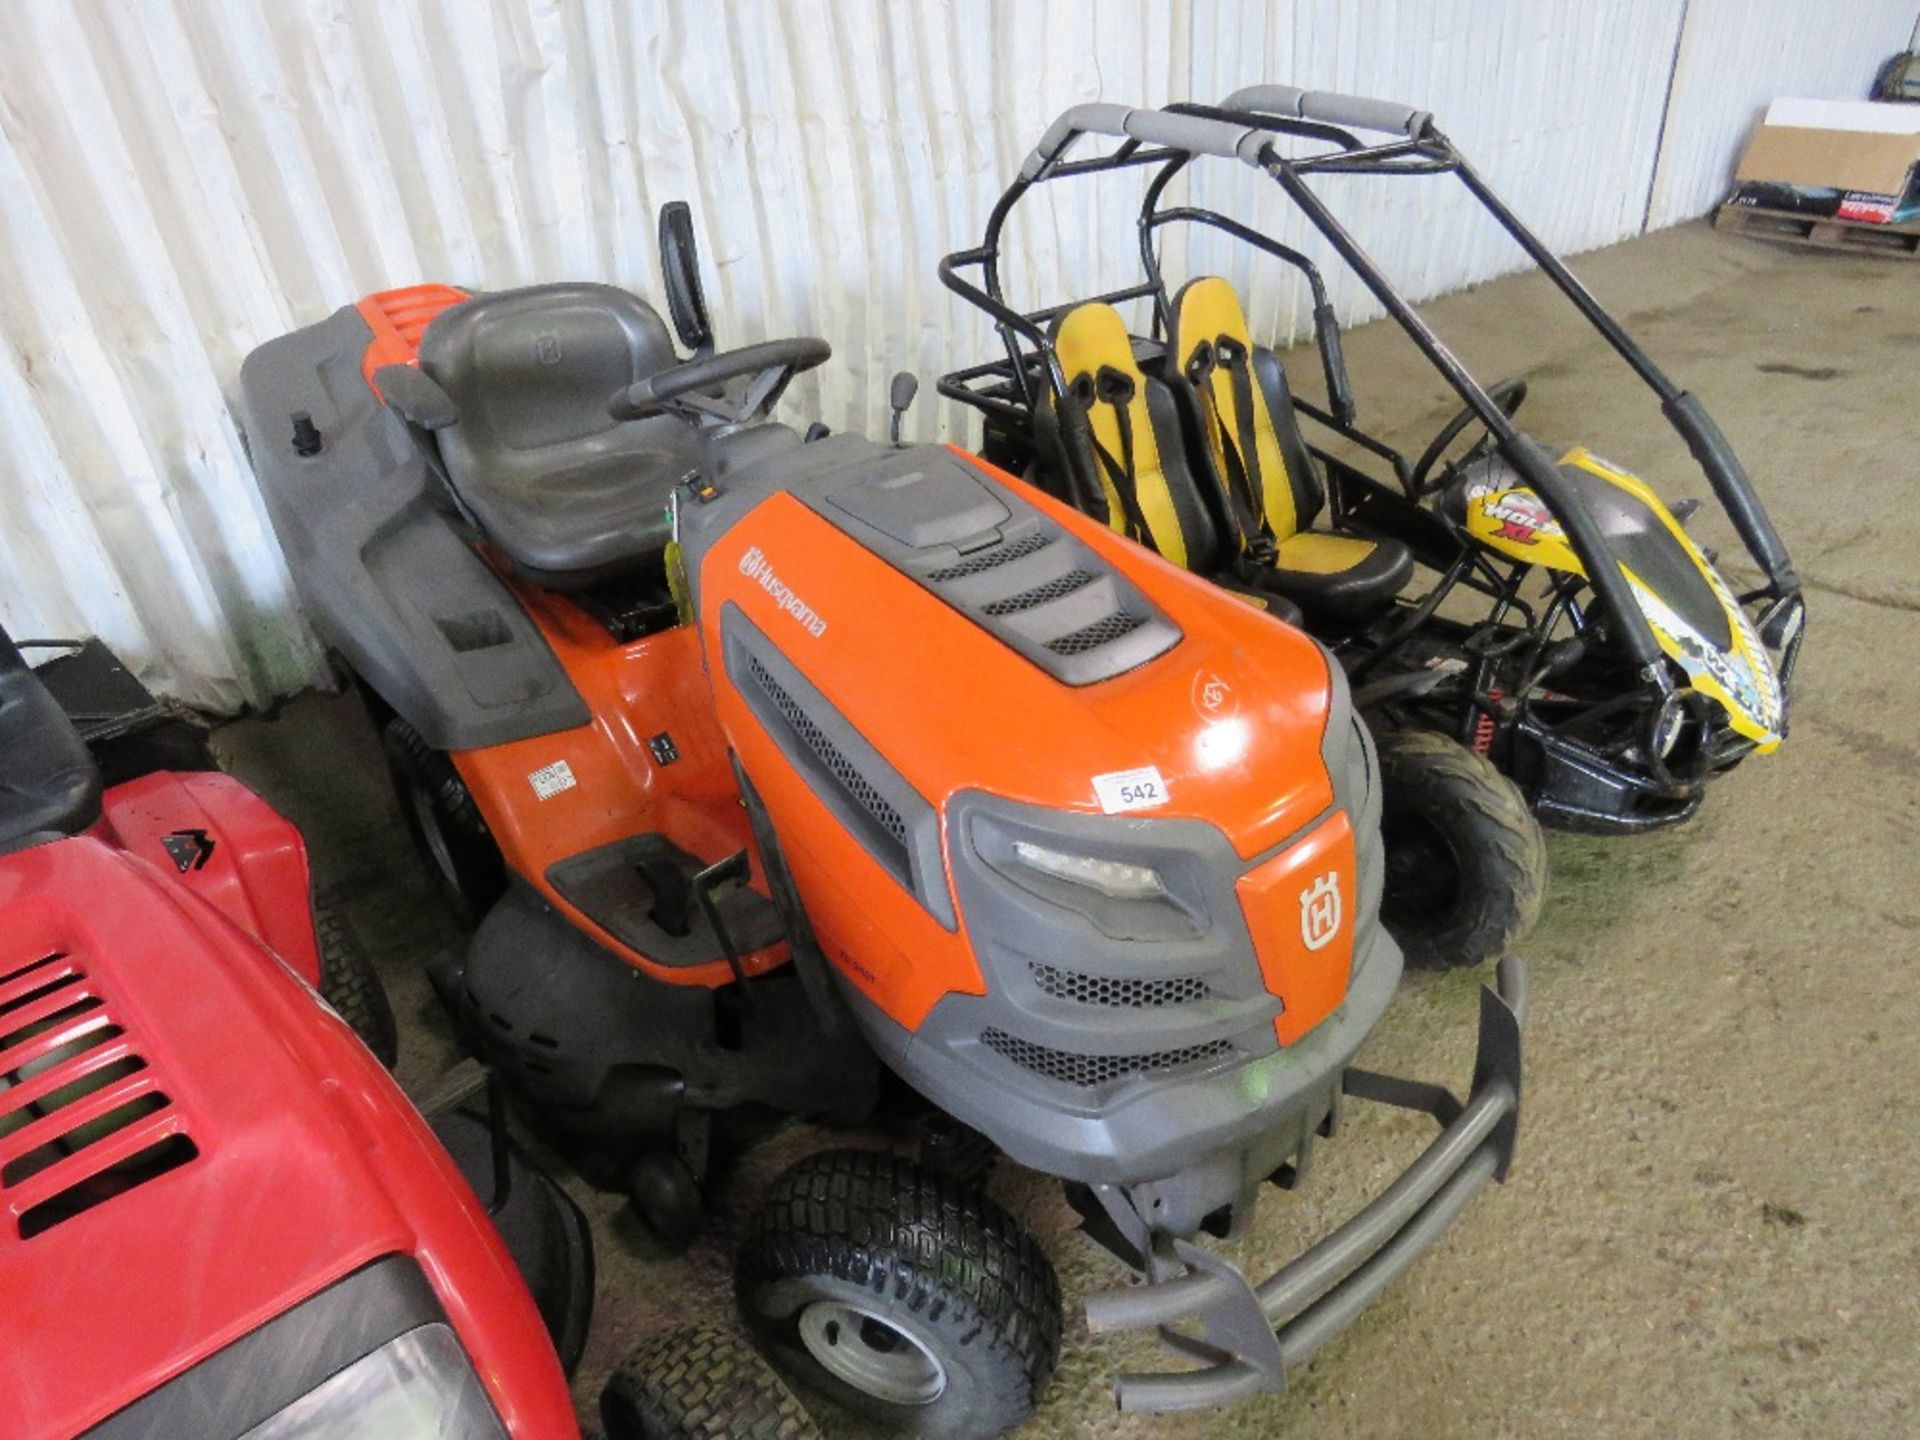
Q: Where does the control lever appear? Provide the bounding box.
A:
[889,371,919,445]
[694,850,755,1000]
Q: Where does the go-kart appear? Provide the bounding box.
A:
[938,90,1805,853]
[238,205,1528,1433]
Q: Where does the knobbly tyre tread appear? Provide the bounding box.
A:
[313,891,399,1068]
[601,1323,819,1440]
[737,1149,1062,1437]
[382,716,506,927]
[1375,727,1547,970]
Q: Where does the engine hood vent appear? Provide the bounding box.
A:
[0,947,196,1240]
[811,449,1182,686]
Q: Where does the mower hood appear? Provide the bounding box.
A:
[0,838,551,1438]
[680,431,1342,854]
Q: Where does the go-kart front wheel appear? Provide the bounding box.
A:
[736,1149,1061,1440]
[1375,728,1547,969]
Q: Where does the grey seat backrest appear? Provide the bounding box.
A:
[418,283,701,582]
[422,282,676,453]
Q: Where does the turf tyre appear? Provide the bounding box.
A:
[600,1323,819,1440]
[735,1149,1061,1440]
[313,892,398,1068]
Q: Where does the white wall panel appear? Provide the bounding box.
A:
[0,0,1909,708]
[1646,0,1918,229]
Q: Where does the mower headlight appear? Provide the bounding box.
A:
[1010,842,1170,901]
[240,1323,506,1439]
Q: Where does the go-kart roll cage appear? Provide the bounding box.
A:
[937,91,1805,730]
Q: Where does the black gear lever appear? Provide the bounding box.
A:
[889,371,919,445]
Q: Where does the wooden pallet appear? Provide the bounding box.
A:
[1713,203,1920,259]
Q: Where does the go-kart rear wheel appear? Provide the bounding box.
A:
[601,1323,819,1440]
[1375,728,1546,969]
[383,718,506,928]
[735,1149,1061,1440]
[313,892,398,1068]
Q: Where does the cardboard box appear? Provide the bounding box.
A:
[1731,98,1920,224]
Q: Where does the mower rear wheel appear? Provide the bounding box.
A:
[736,1149,1061,1440]
[601,1324,819,1440]
[1375,728,1547,969]
[383,718,506,929]
[313,892,398,1068]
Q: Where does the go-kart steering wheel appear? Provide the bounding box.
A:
[610,337,831,427]
[1408,377,1529,498]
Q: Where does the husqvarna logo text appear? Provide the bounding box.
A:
[1300,871,1342,952]
[739,546,827,637]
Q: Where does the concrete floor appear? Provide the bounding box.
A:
[217,219,1919,1438]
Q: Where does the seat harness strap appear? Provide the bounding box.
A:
[1074,368,1159,553]
[1186,338,1278,570]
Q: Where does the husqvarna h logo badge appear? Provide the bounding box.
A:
[739,545,828,637]
[1300,871,1342,952]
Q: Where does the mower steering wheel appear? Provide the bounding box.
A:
[609,337,831,427]
[1408,377,1529,498]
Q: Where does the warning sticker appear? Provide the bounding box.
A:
[528,760,578,801]
[1091,766,1168,815]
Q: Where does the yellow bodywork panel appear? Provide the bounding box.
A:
[1458,446,1783,749]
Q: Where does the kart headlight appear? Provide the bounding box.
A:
[1653,701,1687,759]
[241,1323,505,1439]
[1010,841,1169,901]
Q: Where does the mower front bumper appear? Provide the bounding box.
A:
[1082,957,1528,1414]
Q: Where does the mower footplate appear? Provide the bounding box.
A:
[1082,957,1527,1415]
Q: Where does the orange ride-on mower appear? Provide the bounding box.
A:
[940,96,1803,871]
[239,210,1527,1435]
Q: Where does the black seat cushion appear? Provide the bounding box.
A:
[1253,532,1416,626]
[0,631,102,856]
[419,283,702,586]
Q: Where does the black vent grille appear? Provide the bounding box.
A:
[983,570,1097,616]
[980,1027,1233,1088]
[746,655,907,845]
[0,948,196,1239]
[1046,611,1149,656]
[1029,961,1211,1009]
[926,532,1055,581]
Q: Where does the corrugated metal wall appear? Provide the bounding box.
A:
[0,0,1908,709]
[1647,0,1920,228]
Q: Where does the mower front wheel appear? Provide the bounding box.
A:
[313,892,398,1068]
[1375,727,1547,969]
[736,1149,1061,1440]
[601,1323,819,1440]
[383,718,506,928]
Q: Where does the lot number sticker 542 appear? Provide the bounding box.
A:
[1092,766,1168,815]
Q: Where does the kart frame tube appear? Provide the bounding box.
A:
[937,101,1675,687]
[1082,958,1528,1414]
[1215,84,1799,602]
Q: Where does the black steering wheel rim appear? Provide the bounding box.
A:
[610,337,831,423]
[1408,376,1528,497]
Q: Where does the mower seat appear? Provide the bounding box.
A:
[0,629,102,857]
[1046,303,1301,626]
[1170,277,1413,626]
[417,284,703,588]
